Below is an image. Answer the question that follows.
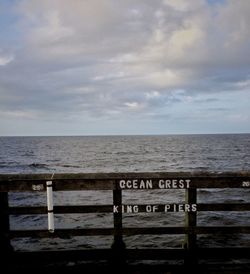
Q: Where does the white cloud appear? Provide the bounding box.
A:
[146,91,160,99]
[124,101,144,111]
[92,72,126,82]
[168,25,204,59]
[0,110,37,119]
[146,69,184,88]
[163,0,202,12]
[15,0,250,76]
[29,10,74,45]
[0,0,250,134]
[0,51,14,66]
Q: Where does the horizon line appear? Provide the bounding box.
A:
[0,132,249,138]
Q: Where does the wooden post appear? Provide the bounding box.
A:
[0,192,13,263]
[112,189,125,249]
[184,188,197,267]
[111,189,126,271]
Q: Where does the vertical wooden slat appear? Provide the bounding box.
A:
[0,192,13,262]
[184,188,197,267]
[112,189,125,249]
[111,189,126,269]
[185,188,197,249]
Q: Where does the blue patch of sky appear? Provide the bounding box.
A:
[0,0,21,46]
[0,0,18,25]
[206,0,226,5]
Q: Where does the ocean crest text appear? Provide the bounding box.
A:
[119,179,191,189]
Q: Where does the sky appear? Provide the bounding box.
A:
[0,0,250,136]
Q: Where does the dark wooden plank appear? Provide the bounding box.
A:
[10,247,250,262]
[53,179,115,190]
[8,205,113,215]
[115,176,250,189]
[9,226,250,238]
[193,226,250,234]
[112,189,125,249]
[113,190,122,232]
[1,171,250,181]
[1,172,250,191]
[8,203,250,215]
[9,228,115,238]
[9,206,47,215]
[197,203,250,211]
[0,181,46,192]
[184,188,197,249]
[0,179,115,192]
[127,248,250,259]
[12,249,115,262]
[195,247,250,258]
[11,249,187,262]
[0,192,13,253]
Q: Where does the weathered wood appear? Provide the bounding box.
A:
[0,171,249,181]
[8,205,113,215]
[185,188,197,249]
[9,248,250,263]
[0,179,115,192]
[9,226,250,238]
[184,188,197,266]
[0,192,13,256]
[12,249,115,262]
[112,189,126,250]
[8,203,250,215]
[111,189,126,268]
[126,247,250,259]
[9,228,115,238]
[0,172,250,191]
[1,171,250,269]
[197,203,250,211]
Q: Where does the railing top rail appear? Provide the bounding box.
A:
[0,172,250,191]
[0,171,250,181]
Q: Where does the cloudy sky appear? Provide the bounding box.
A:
[0,0,250,136]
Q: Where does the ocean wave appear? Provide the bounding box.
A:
[1,134,250,251]
[29,163,50,169]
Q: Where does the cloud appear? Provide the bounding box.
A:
[0,50,14,66]
[124,102,141,109]
[146,91,160,99]
[0,0,250,134]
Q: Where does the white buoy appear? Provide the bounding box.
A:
[46,181,54,233]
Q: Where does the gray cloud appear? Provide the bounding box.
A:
[0,0,250,134]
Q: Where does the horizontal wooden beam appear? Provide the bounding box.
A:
[197,203,250,211]
[9,226,250,238]
[128,247,250,259]
[0,172,250,191]
[1,171,250,181]
[8,205,113,214]
[10,228,114,238]
[8,203,250,215]
[10,248,250,263]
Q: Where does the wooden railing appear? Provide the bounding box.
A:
[1,172,250,272]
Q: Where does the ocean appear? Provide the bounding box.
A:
[0,134,250,252]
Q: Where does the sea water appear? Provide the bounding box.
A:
[0,134,250,251]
